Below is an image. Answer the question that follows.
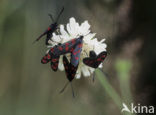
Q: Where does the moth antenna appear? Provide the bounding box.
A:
[32,37,41,44]
[32,36,41,44]
[56,7,64,23]
[33,31,48,44]
[70,82,75,98]
[48,14,55,22]
[59,81,69,94]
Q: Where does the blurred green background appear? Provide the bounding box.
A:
[0,0,156,115]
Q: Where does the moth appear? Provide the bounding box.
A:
[83,50,107,81]
[83,50,107,68]
[33,7,64,45]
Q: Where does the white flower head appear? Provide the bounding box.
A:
[48,17,107,79]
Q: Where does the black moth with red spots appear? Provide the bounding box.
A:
[83,51,107,68]
[33,7,64,45]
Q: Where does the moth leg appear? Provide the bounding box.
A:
[59,82,69,94]
[70,82,75,98]
[92,72,95,82]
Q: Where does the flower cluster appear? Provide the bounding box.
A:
[47,17,107,79]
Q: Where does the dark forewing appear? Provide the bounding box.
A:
[70,43,82,67]
[83,51,107,68]
[63,56,70,79]
[63,56,78,82]
[83,57,96,68]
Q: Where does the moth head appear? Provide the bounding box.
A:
[79,35,84,39]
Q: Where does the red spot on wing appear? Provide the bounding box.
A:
[41,55,48,64]
[78,44,82,48]
[52,59,58,62]
[58,46,63,51]
[55,63,58,67]
[65,47,69,51]
[51,48,54,53]
[43,56,47,59]
[65,43,69,51]
[48,27,51,31]
[47,54,51,59]
[70,48,74,52]
[75,57,79,60]
[42,59,47,63]
[97,58,102,61]
[65,43,69,46]
[71,39,75,44]
[51,65,56,70]
[77,50,80,53]
[73,52,77,55]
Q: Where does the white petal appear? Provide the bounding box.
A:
[52,33,61,42]
[58,56,64,71]
[82,66,91,77]
[100,39,105,43]
[48,40,56,46]
[75,74,81,79]
[67,17,79,36]
[76,67,82,79]
[84,33,96,40]
[99,63,103,68]
[60,25,68,37]
[89,67,95,73]
[46,49,50,54]
[79,21,90,35]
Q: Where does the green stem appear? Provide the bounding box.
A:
[95,69,122,110]
[115,59,135,115]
